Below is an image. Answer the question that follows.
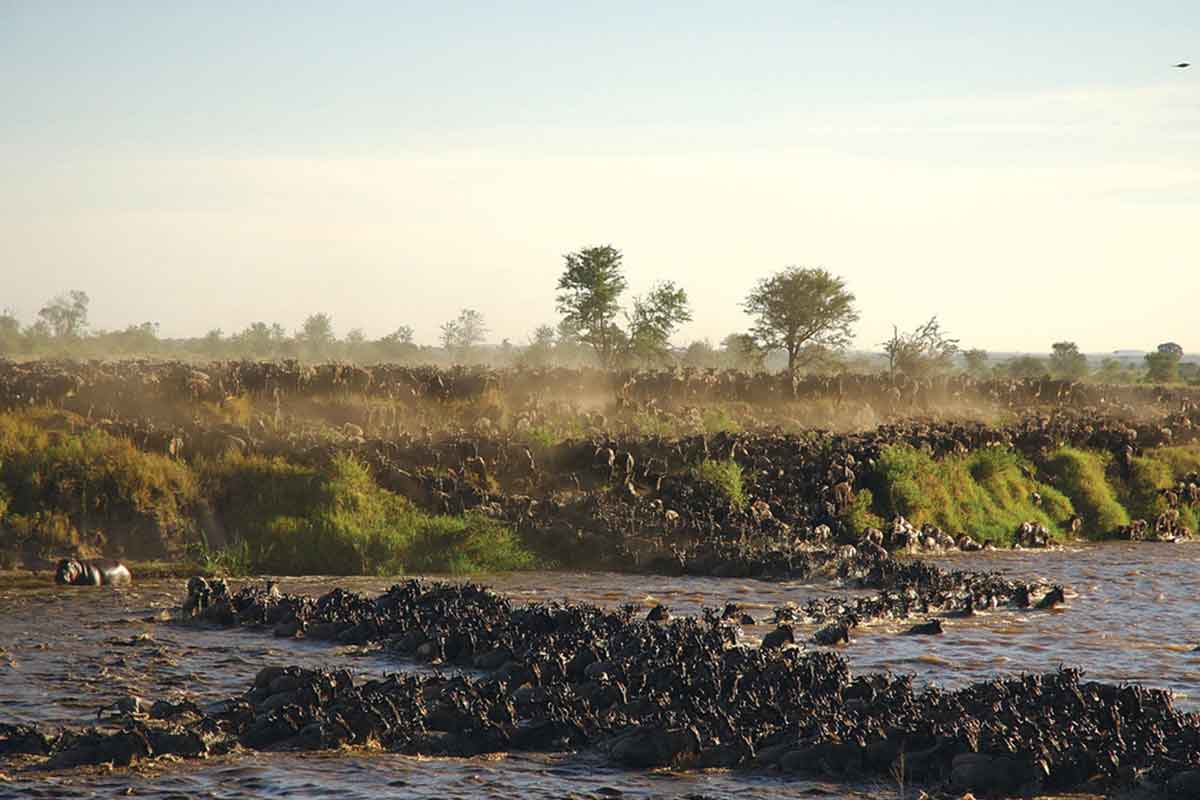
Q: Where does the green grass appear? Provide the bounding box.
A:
[693,458,747,511]
[0,411,199,558]
[1040,447,1129,537]
[1120,456,1174,522]
[0,410,539,574]
[1147,444,1200,480]
[202,452,536,575]
[866,445,1073,545]
[1116,446,1200,533]
[701,405,743,435]
[187,539,255,576]
[842,487,885,532]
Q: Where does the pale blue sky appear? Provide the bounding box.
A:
[2,2,1197,350]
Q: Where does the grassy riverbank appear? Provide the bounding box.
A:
[0,410,537,575]
[2,407,1197,574]
[855,443,1200,542]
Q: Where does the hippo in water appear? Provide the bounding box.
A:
[54,558,132,587]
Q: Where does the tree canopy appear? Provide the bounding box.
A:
[1048,341,1089,380]
[555,245,629,367]
[742,267,858,374]
[626,280,692,365]
[38,290,90,339]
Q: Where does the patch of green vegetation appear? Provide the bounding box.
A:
[527,426,559,450]
[693,458,747,511]
[404,512,537,574]
[701,405,743,435]
[1114,446,1200,533]
[186,539,255,577]
[1120,456,1174,522]
[842,487,885,532]
[1041,447,1129,537]
[0,411,199,558]
[867,445,1072,545]
[202,452,536,575]
[1147,445,1200,480]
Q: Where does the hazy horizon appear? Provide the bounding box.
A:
[3,2,1197,352]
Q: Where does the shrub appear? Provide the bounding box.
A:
[404,512,537,574]
[842,487,885,533]
[0,411,199,557]
[870,445,1073,545]
[202,453,535,575]
[693,459,747,511]
[1148,445,1200,480]
[701,405,742,435]
[1041,448,1130,536]
[1120,456,1174,521]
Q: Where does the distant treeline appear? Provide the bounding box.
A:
[4,248,1195,385]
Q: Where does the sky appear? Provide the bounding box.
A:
[1,1,1197,352]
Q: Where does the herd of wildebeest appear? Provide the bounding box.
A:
[6,358,1200,797]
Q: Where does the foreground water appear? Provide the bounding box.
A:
[2,542,1198,798]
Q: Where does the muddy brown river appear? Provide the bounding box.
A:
[2,542,1198,798]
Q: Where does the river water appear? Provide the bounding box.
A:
[2,542,1198,798]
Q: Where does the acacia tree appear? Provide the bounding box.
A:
[882,316,959,378]
[626,280,692,365]
[0,309,20,354]
[555,245,628,367]
[743,267,858,374]
[38,290,90,339]
[519,324,558,367]
[1048,341,1089,380]
[722,332,767,371]
[440,308,488,361]
[1145,347,1181,383]
[1003,355,1049,379]
[377,325,418,362]
[962,348,989,377]
[234,322,287,357]
[297,313,335,358]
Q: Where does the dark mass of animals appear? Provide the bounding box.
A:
[8,359,1200,796]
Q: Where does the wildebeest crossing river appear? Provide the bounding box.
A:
[3,543,1200,799]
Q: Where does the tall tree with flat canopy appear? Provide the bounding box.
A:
[743,267,859,374]
[556,245,628,368]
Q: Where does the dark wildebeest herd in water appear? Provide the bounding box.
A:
[5,359,1200,797]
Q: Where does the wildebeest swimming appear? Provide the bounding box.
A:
[54,558,132,587]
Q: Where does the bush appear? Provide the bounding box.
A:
[701,405,742,435]
[404,512,537,574]
[0,411,199,557]
[1041,448,1129,537]
[869,445,1073,545]
[842,487,885,532]
[1148,445,1200,480]
[203,453,536,575]
[1120,456,1174,521]
[693,459,747,511]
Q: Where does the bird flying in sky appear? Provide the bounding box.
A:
[1173,62,1190,68]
